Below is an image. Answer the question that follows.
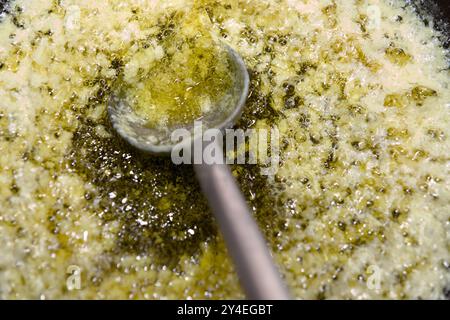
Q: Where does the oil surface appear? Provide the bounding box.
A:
[123,12,234,129]
[0,0,448,300]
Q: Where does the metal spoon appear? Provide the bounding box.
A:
[108,45,290,300]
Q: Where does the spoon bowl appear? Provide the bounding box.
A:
[108,45,249,155]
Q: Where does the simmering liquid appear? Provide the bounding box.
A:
[0,0,448,299]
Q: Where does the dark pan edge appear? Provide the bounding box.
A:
[409,0,450,50]
[0,0,10,17]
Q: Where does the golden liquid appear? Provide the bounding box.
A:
[125,12,233,129]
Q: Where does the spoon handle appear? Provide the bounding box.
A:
[193,152,290,300]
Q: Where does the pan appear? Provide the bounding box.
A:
[0,0,448,300]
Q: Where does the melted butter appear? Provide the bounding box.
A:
[124,13,233,129]
[0,0,449,300]
[126,42,232,127]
